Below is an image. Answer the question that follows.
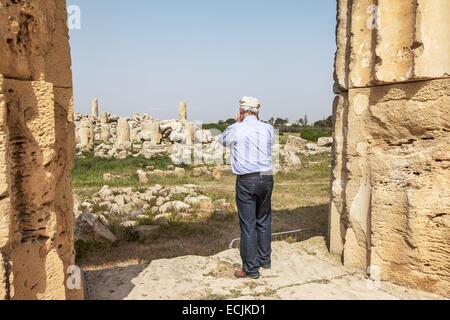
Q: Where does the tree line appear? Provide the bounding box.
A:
[203,115,333,142]
[207,114,332,130]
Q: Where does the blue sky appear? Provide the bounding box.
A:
[68,0,337,123]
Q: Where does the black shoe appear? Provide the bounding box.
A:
[260,264,271,270]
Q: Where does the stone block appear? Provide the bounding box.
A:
[334,0,450,91]
[331,78,450,296]
[0,0,73,87]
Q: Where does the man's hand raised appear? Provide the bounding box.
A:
[235,111,243,123]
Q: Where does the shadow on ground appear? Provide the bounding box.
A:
[82,204,329,300]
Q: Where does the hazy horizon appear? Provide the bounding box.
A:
[68,0,336,123]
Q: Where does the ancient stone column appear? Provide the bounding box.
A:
[141,119,161,145]
[100,112,109,124]
[150,120,161,145]
[101,123,111,142]
[91,97,99,119]
[184,122,196,146]
[140,120,153,142]
[179,101,188,122]
[0,0,83,300]
[116,118,131,145]
[129,120,139,142]
[330,0,450,297]
[141,120,162,145]
[99,112,110,142]
[151,120,162,145]
[79,119,94,151]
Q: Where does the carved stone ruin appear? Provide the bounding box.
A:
[179,101,188,122]
[100,112,108,124]
[143,119,162,145]
[116,118,131,145]
[100,123,111,142]
[99,112,110,142]
[0,0,83,299]
[78,119,94,152]
[330,0,450,297]
[91,97,99,119]
[1,0,448,301]
[185,122,195,146]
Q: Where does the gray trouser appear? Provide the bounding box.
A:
[236,174,274,276]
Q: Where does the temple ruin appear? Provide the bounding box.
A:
[74,99,219,161]
[0,0,449,300]
[330,0,450,296]
[91,97,99,119]
[0,0,82,299]
[179,101,188,122]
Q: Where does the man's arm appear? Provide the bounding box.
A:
[268,125,275,148]
[217,123,238,147]
[216,110,243,147]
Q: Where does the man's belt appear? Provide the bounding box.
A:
[237,171,273,179]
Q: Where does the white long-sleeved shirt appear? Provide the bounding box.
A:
[217,116,274,175]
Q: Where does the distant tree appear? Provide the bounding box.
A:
[225,118,236,125]
[297,118,305,127]
[268,117,275,126]
[304,114,309,126]
[314,116,333,128]
[203,122,230,132]
[274,118,289,127]
[327,115,333,126]
[301,127,333,142]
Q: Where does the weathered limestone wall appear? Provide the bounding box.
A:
[334,0,450,91]
[0,0,83,300]
[330,0,450,296]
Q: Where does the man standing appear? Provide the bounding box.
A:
[218,97,274,279]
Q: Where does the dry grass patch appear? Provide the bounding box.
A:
[75,153,331,271]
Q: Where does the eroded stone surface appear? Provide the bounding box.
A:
[334,0,450,91]
[85,239,445,300]
[331,80,450,296]
[0,0,82,300]
[0,0,73,87]
[331,0,450,297]
[329,93,347,255]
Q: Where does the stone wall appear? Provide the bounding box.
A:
[0,0,82,300]
[330,0,450,296]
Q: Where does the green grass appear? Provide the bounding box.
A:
[109,220,139,241]
[279,128,332,144]
[276,153,331,183]
[300,127,332,142]
[72,155,172,188]
[136,216,154,226]
[170,193,189,202]
[73,155,235,195]
[202,123,230,133]
[74,152,332,269]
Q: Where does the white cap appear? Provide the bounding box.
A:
[240,96,261,114]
